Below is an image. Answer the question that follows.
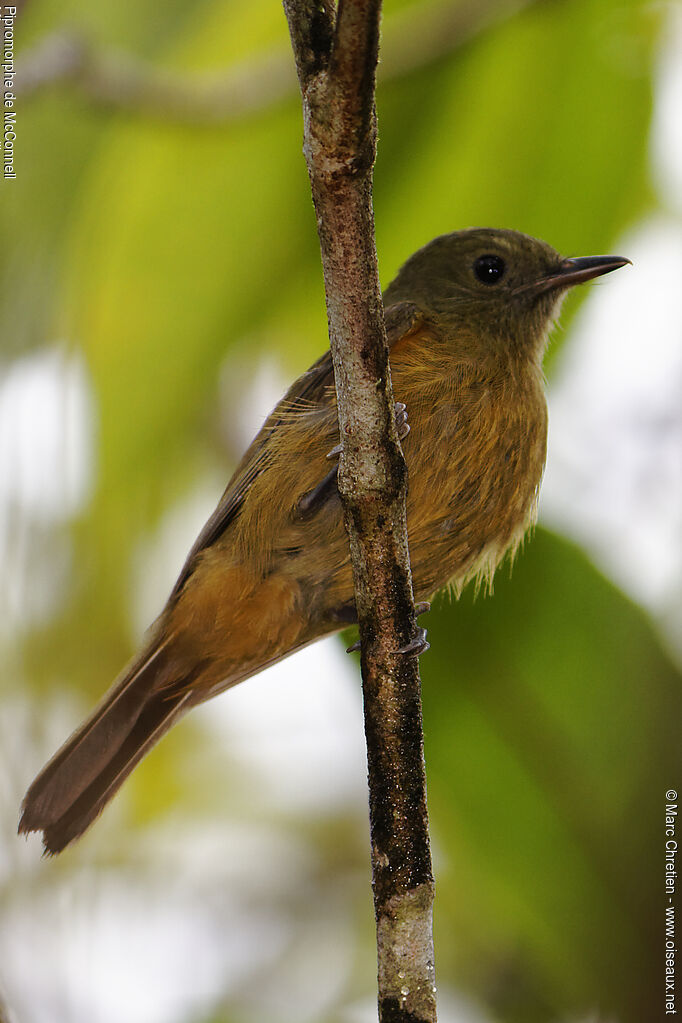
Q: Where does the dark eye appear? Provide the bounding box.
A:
[474,254,506,284]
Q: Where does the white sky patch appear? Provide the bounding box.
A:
[0,346,93,524]
[196,636,367,812]
[219,342,296,458]
[0,868,289,1023]
[0,347,94,632]
[651,4,682,211]
[541,218,682,621]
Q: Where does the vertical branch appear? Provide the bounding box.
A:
[283,2,437,1020]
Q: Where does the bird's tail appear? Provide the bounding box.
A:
[19,639,194,855]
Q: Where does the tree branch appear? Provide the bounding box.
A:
[283,2,436,1021]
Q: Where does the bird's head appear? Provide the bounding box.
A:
[384,227,630,363]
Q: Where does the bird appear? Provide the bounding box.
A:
[19,228,629,855]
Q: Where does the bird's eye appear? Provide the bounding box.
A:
[474,254,506,284]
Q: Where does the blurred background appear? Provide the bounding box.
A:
[1,0,681,1021]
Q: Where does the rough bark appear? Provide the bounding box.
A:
[283,2,436,1020]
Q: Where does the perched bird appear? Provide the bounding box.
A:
[19,228,629,855]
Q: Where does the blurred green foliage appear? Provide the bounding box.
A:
[2,0,678,1022]
[423,529,679,1023]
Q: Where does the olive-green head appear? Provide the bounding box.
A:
[384,227,630,361]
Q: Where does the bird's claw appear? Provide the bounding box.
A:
[394,401,410,441]
[398,603,431,655]
[347,601,430,656]
[395,627,430,657]
[348,627,430,658]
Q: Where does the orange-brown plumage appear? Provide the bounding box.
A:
[19,228,629,853]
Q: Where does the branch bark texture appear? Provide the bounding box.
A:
[283,2,436,1020]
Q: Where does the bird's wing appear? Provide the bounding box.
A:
[169,301,428,598]
[169,348,336,597]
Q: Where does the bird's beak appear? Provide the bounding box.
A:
[527,254,632,295]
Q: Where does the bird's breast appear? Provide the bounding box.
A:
[402,370,548,598]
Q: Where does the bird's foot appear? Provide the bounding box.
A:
[394,401,410,441]
[346,603,430,656]
[395,627,430,657]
